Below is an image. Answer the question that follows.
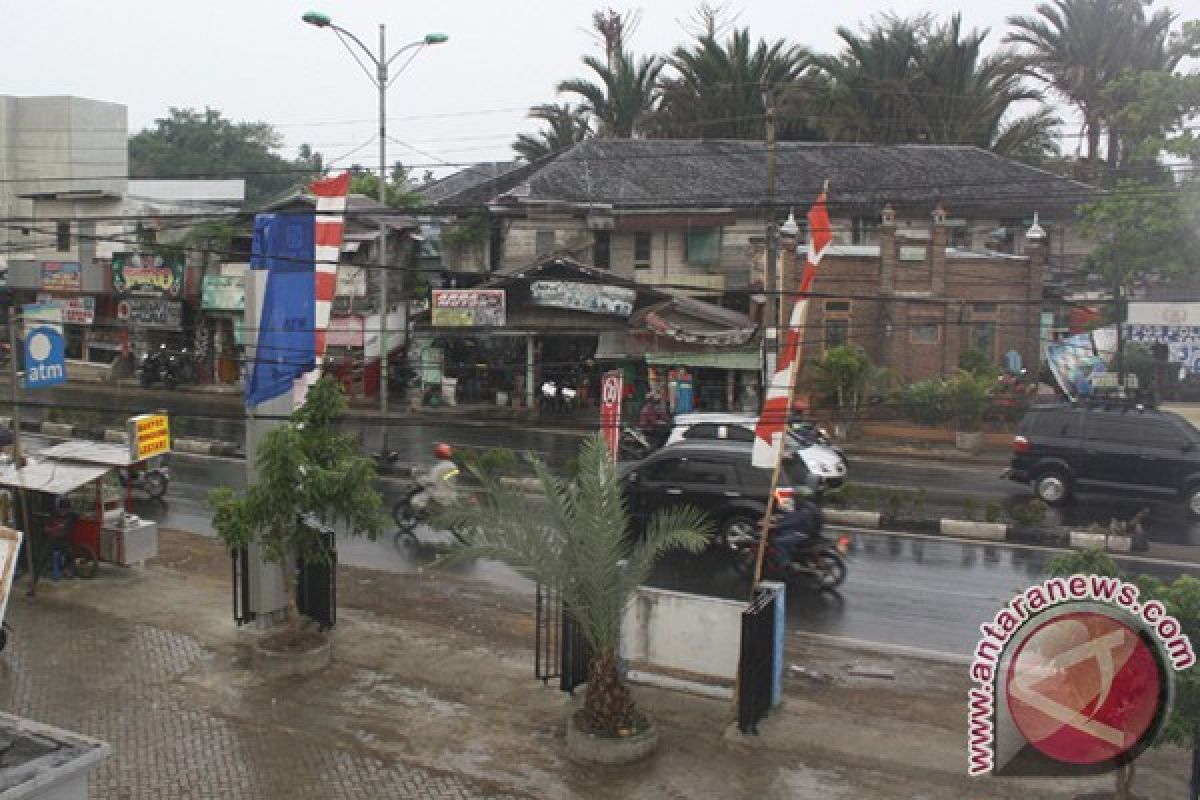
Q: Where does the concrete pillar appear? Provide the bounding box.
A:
[1024,218,1049,374]
[242,269,289,629]
[778,231,800,326]
[931,204,948,297]
[879,204,897,296]
[525,335,535,411]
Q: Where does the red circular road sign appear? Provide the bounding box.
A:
[1006,611,1164,766]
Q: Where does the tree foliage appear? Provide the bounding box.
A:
[512,103,592,162]
[433,435,712,735]
[557,50,664,138]
[346,161,424,208]
[129,107,324,207]
[209,377,386,623]
[805,345,890,433]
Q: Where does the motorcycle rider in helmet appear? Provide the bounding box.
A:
[411,443,460,514]
[769,474,824,573]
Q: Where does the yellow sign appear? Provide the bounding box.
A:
[127,414,171,461]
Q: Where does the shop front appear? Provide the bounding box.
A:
[113,253,193,359]
[200,273,245,385]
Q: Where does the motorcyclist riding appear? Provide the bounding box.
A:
[769,476,824,573]
[409,443,460,515]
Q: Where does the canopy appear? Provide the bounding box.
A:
[0,460,110,495]
[36,441,140,469]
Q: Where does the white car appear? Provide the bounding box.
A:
[666,412,848,487]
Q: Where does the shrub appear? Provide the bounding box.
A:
[1008,499,1049,527]
[897,378,952,426]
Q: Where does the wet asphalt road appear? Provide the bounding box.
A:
[62,443,1197,660]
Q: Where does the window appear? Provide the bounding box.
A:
[645,457,689,482]
[911,323,941,344]
[825,318,850,349]
[1028,411,1080,438]
[685,227,720,266]
[644,456,731,485]
[55,221,71,252]
[973,303,997,313]
[592,231,611,269]
[971,322,996,358]
[681,424,720,441]
[633,231,652,269]
[824,301,850,313]
[1140,424,1184,450]
[535,231,555,257]
[852,215,881,246]
[1084,417,1146,445]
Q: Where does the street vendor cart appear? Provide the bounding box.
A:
[32,440,161,567]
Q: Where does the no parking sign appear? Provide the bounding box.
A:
[600,370,623,460]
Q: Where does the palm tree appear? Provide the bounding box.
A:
[434,435,713,735]
[810,15,929,144]
[511,102,592,162]
[1005,0,1177,170]
[654,28,809,139]
[915,14,1062,160]
[557,50,664,138]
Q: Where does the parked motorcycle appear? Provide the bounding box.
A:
[118,462,169,500]
[138,345,194,389]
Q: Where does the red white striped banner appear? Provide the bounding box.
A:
[296,171,349,405]
[752,191,833,468]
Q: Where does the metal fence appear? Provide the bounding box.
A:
[535,583,591,694]
[296,529,337,631]
[737,586,779,734]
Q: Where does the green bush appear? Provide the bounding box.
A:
[897,378,952,425]
[1008,499,1049,527]
[946,370,997,432]
[984,502,1003,523]
[1045,547,1119,578]
[958,348,1001,378]
[454,446,519,476]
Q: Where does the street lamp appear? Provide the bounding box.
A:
[303,11,447,436]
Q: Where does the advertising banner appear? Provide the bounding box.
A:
[327,315,364,348]
[35,294,95,325]
[112,253,185,296]
[0,528,21,631]
[529,280,634,317]
[40,261,82,291]
[127,413,171,461]
[431,289,506,327]
[1043,326,1118,399]
[118,298,183,329]
[600,370,624,460]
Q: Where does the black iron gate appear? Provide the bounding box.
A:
[296,527,337,631]
[535,583,591,694]
[737,587,779,734]
[231,546,256,626]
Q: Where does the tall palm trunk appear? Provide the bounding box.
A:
[582,648,638,733]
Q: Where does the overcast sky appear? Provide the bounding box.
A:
[4,1,1196,178]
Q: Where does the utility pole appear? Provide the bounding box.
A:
[762,89,778,390]
[1112,234,1125,391]
[8,316,35,595]
[376,23,392,450]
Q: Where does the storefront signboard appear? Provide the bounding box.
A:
[112,253,185,296]
[529,281,634,317]
[600,370,624,460]
[117,298,183,329]
[127,413,171,461]
[327,316,364,348]
[35,294,95,325]
[201,275,245,311]
[40,261,82,291]
[431,289,506,327]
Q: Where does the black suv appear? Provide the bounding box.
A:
[1007,403,1200,515]
[623,439,809,544]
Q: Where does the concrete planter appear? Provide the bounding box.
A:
[940,519,1007,541]
[565,713,658,765]
[251,634,332,678]
[0,713,111,800]
[955,431,984,452]
[825,509,881,528]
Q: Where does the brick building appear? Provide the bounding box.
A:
[781,204,1047,385]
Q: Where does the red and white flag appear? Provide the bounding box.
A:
[295,171,350,405]
[752,190,833,468]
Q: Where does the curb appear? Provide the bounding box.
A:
[829,507,1140,555]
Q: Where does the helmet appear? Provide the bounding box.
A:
[433,443,454,461]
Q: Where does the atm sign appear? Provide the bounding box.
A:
[128,414,170,461]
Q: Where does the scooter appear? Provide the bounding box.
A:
[118,463,169,500]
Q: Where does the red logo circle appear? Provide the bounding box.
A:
[1006,611,1163,765]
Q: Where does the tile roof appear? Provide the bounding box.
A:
[430,139,1095,215]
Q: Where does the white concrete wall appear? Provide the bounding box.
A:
[619,586,744,681]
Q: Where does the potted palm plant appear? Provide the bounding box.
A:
[434,434,713,764]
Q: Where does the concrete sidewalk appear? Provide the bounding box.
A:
[0,530,1186,799]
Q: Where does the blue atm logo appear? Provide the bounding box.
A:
[24,325,66,389]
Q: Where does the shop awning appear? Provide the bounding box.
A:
[36,441,140,468]
[0,460,110,495]
[644,350,761,370]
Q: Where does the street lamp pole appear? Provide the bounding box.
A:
[302,12,446,439]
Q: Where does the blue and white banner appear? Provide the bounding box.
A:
[22,303,66,390]
[245,214,315,408]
